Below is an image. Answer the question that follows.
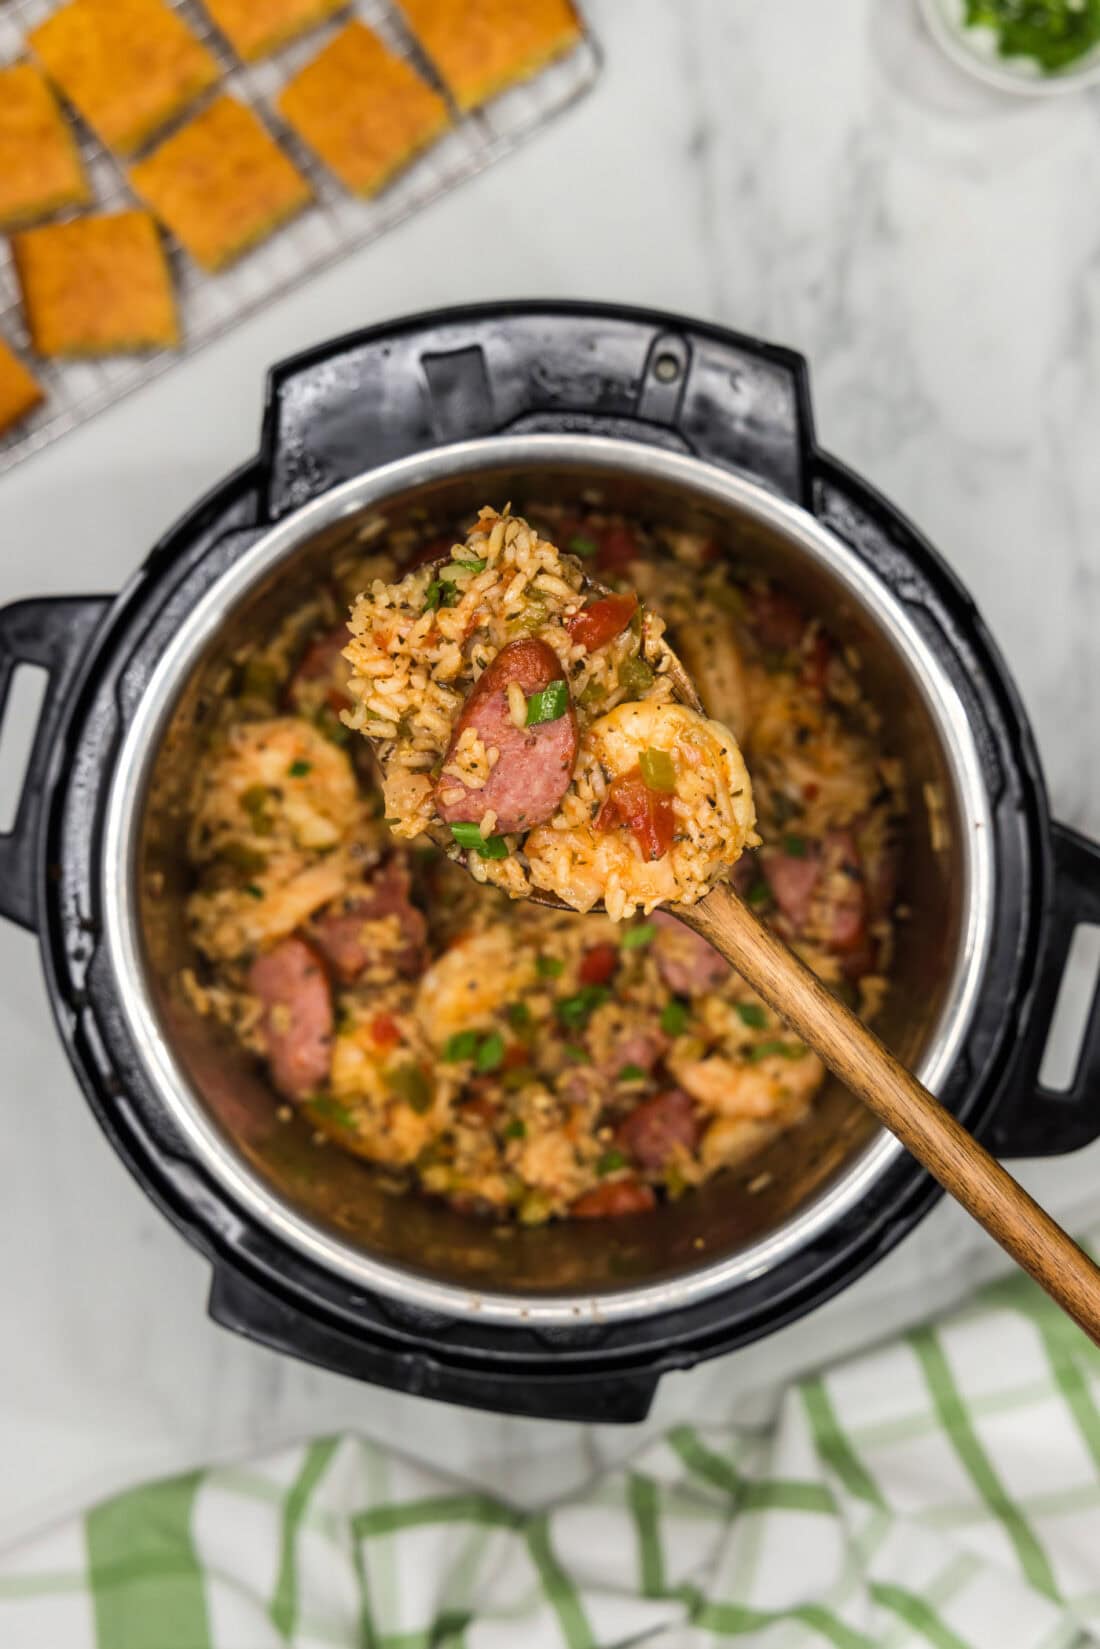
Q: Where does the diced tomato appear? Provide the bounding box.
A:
[571,1179,657,1218]
[566,591,638,652]
[595,766,676,862]
[372,629,391,650]
[371,1013,401,1050]
[502,1042,529,1071]
[597,525,639,574]
[579,942,619,986]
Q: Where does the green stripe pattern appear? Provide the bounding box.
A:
[2,1232,1099,1647]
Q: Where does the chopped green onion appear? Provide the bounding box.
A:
[736,1002,769,1029]
[781,833,808,858]
[749,1040,807,1062]
[639,747,676,792]
[314,706,349,745]
[287,759,311,778]
[449,822,509,859]
[443,1030,479,1063]
[578,680,606,711]
[503,1117,527,1140]
[597,1148,627,1175]
[536,954,564,979]
[621,922,657,951]
[307,1095,356,1129]
[618,1063,646,1082]
[387,1062,432,1111]
[508,1002,532,1031]
[525,679,569,726]
[423,580,442,613]
[562,1043,590,1064]
[746,877,771,909]
[440,557,487,579]
[660,998,689,1037]
[475,1032,505,1073]
[619,655,655,697]
[243,883,264,901]
[557,985,611,1031]
[568,534,599,558]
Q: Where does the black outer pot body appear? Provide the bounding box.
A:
[2,302,1100,1424]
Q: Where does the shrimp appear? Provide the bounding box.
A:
[671,1048,823,1173]
[524,699,758,919]
[414,924,535,1047]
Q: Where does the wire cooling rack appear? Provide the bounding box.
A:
[0,1,599,475]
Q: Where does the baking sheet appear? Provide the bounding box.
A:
[0,0,599,475]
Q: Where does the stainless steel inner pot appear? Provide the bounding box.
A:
[101,435,994,1325]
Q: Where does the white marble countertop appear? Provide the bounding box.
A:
[2,0,1099,1546]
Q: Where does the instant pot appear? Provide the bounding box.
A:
[3,302,1099,1423]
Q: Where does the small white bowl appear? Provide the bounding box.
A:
[918,0,1100,95]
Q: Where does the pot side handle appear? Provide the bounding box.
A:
[208,1266,659,1424]
[992,822,1100,1157]
[0,596,109,932]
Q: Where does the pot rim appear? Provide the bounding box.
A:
[101,434,995,1326]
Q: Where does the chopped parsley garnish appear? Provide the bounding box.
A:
[557,984,611,1031]
[287,759,311,778]
[597,1148,627,1175]
[525,679,569,725]
[475,1031,505,1073]
[749,1040,807,1062]
[660,997,689,1036]
[449,822,509,859]
[735,1002,769,1028]
[621,922,657,950]
[536,954,564,979]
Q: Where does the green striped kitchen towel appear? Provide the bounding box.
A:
[1,1256,1098,1648]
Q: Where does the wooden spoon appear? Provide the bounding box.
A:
[540,647,1100,1343]
[377,555,1100,1339]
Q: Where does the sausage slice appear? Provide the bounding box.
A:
[249,936,333,1101]
[434,638,577,835]
[616,1088,700,1170]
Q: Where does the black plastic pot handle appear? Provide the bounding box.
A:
[992,822,1100,1158]
[208,1266,658,1424]
[0,596,109,933]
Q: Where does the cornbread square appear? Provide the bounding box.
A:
[12,211,179,356]
[200,0,345,61]
[396,0,581,111]
[277,21,449,197]
[29,0,220,156]
[0,63,91,229]
[0,339,44,435]
[130,96,311,271]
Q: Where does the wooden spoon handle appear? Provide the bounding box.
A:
[683,881,1100,1345]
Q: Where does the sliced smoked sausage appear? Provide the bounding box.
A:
[434,638,577,834]
[249,936,333,1101]
[616,1089,700,1170]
